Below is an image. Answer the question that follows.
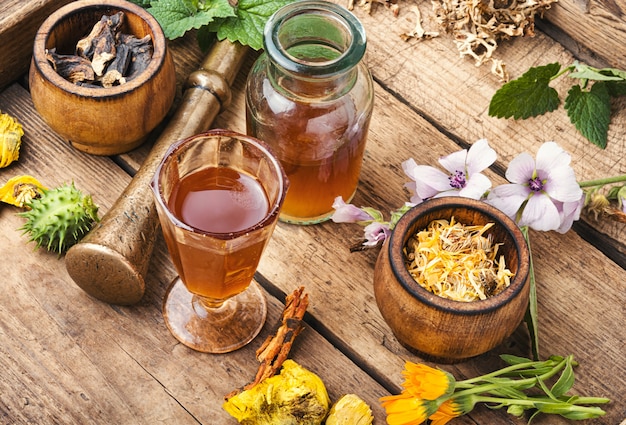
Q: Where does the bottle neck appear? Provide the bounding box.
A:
[267,59,358,100]
[263,1,366,99]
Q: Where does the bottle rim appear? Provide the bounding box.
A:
[263,0,367,77]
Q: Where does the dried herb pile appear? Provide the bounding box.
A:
[46,12,153,88]
[353,0,558,81]
[403,218,513,302]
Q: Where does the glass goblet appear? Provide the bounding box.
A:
[151,129,288,353]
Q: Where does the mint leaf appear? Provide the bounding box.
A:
[488,63,561,119]
[565,82,611,149]
[606,80,626,97]
[206,0,293,50]
[130,0,152,6]
[148,0,236,39]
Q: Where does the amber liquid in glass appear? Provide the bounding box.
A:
[166,167,269,301]
[247,95,369,223]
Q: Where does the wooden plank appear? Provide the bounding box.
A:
[541,0,626,69]
[0,0,75,90]
[0,82,391,423]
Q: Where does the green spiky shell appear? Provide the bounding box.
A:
[19,182,99,253]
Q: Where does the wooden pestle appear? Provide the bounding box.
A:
[65,40,249,305]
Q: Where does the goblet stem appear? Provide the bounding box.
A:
[163,277,267,353]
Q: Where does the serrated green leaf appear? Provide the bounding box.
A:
[606,80,626,97]
[128,0,152,7]
[148,0,235,39]
[207,0,294,50]
[551,361,575,398]
[488,63,561,120]
[564,82,611,149]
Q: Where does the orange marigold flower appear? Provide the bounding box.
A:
[428,399,463,425]
[401,362,454,400]
[380,392,437,425]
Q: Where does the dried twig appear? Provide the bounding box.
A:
[225,286,309,400]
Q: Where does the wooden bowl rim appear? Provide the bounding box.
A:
[31,0,168,98]
[388,197,530,315]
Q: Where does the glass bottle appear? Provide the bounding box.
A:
[245,0,374,224]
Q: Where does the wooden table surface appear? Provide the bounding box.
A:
[1,1,624,424]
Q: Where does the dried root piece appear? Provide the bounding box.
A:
[76,12,123,59]
[119,34,153,81]
[101,43,130,87]
[226,286,309,400]
[46,11,152,87]
[46,49,95,83]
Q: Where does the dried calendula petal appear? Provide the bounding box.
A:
[0,111,24,168]
[403,217,514,302]
[326,394,373,425]
[0,175,46,208]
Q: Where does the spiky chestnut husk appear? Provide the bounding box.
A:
[19,182,99,254]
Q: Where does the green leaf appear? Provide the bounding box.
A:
[128,0,152,7]
[500,354,532,366]
[606,80,626,97]
[207,0,294,50]
[551,360,575,398]
[564,82,611,149]
[569,65,623,82]
[488,63,561,120]
[488,385,528,399]
[597,67,626,80]
[148,0,236,39]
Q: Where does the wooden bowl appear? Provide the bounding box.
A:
[29,0,176,155]
[373,197,530,363]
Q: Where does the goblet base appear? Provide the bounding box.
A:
[163,278,267,353]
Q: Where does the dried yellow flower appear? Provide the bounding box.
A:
[326,394,374,425]
[0,112,24,168]
[404,217,514,302]
[0,175,46,208]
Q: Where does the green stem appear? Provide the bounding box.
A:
[456,358,561,387]
[456,356,570,391]
[472,395,608,413]
[520,226,539,361]
[578,174,626,188]
[551,64,576,81]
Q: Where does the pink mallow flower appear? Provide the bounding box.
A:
[363,221,391,247]
[331,196,375,223]
[402,139,497,204]
[487,142,583,233]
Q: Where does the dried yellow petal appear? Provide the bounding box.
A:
[326,394,373,425]
[0,112,24,168]
[0,175,46,208]
[404,217,514,302]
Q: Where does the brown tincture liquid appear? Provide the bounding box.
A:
[166,167,269,301]
[247,95,369,223]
